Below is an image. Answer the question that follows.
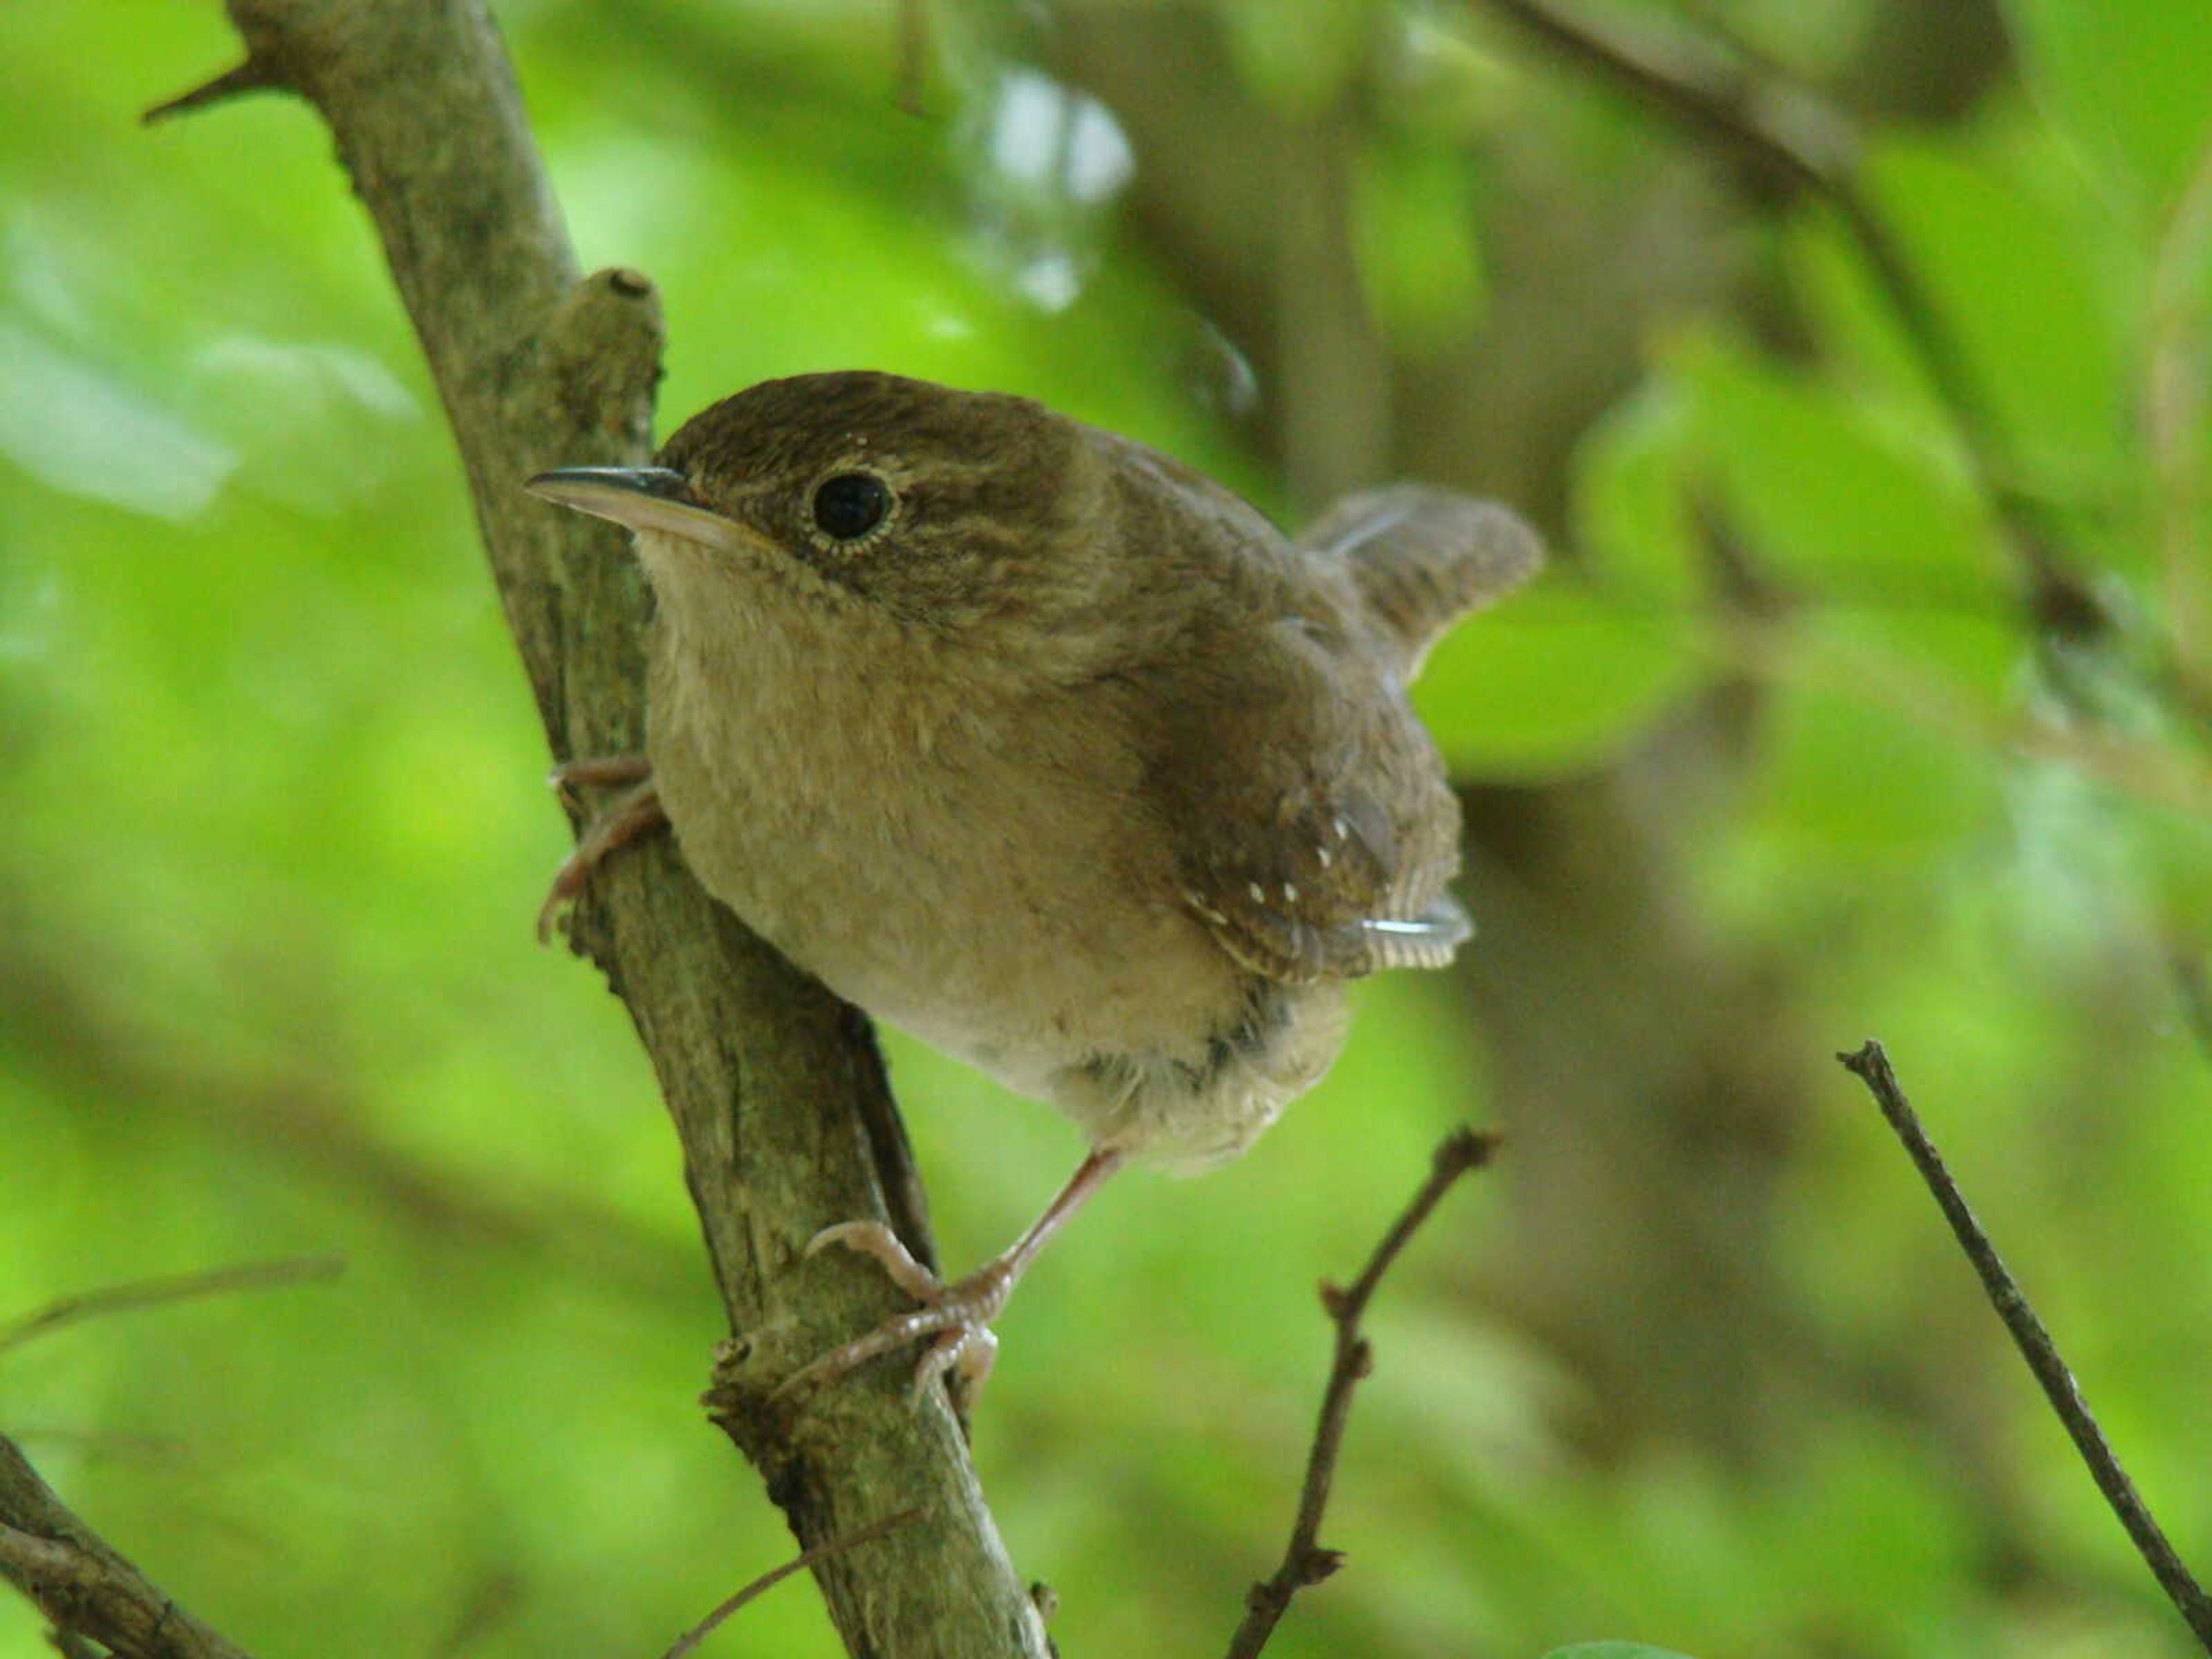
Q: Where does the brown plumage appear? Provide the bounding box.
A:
[528,370,1541,1399]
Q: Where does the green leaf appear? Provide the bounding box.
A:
[2003,0,2212,219]
[1571,378,1706,609]
[1541,1644,1701,1659]
[1351,136,1488,353]
[1415,575,1708,781]
[1735,670,2003,869]
[1696,603,2019,929]
[1857,136,2129,488]
[1667,326,2006,609]
[1783,214,1938,418]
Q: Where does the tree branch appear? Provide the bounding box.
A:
[0,1435,257,1659]
[1225,1127,1501,1659]
[1839,1040,2212,1653]
[141,3,1041,1654]
[141,54,281,124]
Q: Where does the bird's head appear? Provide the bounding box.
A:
[527,370,1113,642]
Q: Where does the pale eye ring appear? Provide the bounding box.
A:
[810,472,892,541]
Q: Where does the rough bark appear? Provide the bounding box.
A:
[171,3,1045,1654]
[0,1436,256,1659]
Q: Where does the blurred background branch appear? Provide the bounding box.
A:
[0,1257,343,1362]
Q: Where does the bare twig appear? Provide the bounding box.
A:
[0,1435,258,1659]
[662,1508,922,1659]
[1224,1127,1500,1659]
[142,54,282,124]
[0,1256,344,1361]
[1839,1040,2212,1653]
[1477,0,2101,637]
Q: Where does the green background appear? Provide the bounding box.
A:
[3,2,2209,1656]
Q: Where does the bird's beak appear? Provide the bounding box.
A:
[525,466,762,555]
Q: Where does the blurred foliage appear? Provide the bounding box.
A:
[3,2,2211,1658]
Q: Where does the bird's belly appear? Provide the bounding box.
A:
[650,706,1246,1118]
[688,810,1240,1110]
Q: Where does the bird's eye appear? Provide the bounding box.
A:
[810,472,891,541]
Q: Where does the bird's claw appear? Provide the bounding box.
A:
[535,756,663,943]
[914,1323,998,1405]
[779,1221,1014,1408]
[804,1219,943,1299]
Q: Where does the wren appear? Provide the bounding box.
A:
[527,370,1541,1402]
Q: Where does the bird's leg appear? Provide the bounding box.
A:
[781,1146,1128,1408]
[537,755,666,942]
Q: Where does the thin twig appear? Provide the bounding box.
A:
[661,1508,922,1659]
[143,55,282,124]
[1224,1127,1500,1659]
[1476,0,2101,635]
[1838,1040,2212,1654]
[0,1256,345,1361]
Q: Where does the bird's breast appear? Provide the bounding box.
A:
[643,607,1256,1127]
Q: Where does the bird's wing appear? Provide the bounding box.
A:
[1294,484,1543,681]
[1143,614,1469,987]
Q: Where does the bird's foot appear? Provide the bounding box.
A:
[537,755,664,942]
[777,1222,1017,1409]
[776,1151,1127,1410]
